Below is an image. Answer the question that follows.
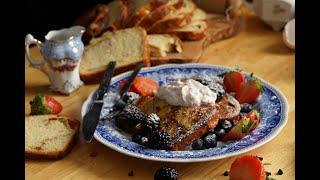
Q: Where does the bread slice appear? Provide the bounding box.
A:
[147,0,196,33]
[80,27,150,84]
[147,34,182,57]
[168,20,208,41]
[107,0,130,30]
[25,115,80,159]
[137,0,184,29]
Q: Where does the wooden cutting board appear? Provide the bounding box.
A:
[150,14,242,66]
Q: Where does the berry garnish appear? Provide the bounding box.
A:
[203,133,217,149]
[223,71,245,93]
[219,120,233,130]
[214,128,226,139]
[122,92,140,104]
[132,132,148,146]
[235,73,264,104]
[229,155,266,180]
[148,130,172,150]
[141,113,160,134]
[240,103,254,113]
[116,104,147,127]
[154,167,178,180]
[30,94,63,115]
[192,139,205,150]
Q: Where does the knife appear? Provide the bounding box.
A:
[120,62,144,97]
[82,61,116,143]
[102,62,144,120]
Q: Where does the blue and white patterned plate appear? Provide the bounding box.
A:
[81,64,289,162]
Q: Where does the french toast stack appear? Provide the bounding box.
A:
[135,94,241,150]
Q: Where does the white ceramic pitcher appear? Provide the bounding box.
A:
[25,26,85,95]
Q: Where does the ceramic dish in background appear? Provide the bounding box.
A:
[81,63,289,163]
[283,19,295,50]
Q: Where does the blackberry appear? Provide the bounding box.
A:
[116,104,147,127]
[206,82,225,101]
[154,167,178,180]
[132,132,148,146]
[148,130,172,150]
[141,113,160,134]
[192,139,205,150]
[122,92,140,104]
[203,133,217,148]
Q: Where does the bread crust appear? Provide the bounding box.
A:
[137,0,184,29]
[25,116,80,160]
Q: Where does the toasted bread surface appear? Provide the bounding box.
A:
[25,115,80,159]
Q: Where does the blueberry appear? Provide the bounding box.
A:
[214,128,226,138]
[154,167,178,180]
[220,120,233,130]
[192,139,205,150]
[203,133,217,148]
[240,103,253,113]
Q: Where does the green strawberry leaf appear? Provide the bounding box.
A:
[241,117,256,134]
[249,73,264,92]
[30,94,50,115]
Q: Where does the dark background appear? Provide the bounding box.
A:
[25,0,112,39]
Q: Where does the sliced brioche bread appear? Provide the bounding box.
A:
[80,27,150,84]
[147,34,182,57]
[147,0,196,33]
[137,0,184,29]
[25,115,80,159]
[168,20,208,41]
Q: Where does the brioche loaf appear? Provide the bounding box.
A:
[147,34,182,57]
[137,0,184,29]
[25,115,80,159]
[165,8,208,41]
[80,27,150,84]
[147,0,196,33]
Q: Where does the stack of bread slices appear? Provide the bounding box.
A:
[76,0,236,84]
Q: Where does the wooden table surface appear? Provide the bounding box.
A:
[25,10,295,180]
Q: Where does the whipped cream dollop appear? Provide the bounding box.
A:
[156,79,217,107]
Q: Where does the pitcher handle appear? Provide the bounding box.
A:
[242,0,254,12]
[25,34,45,69]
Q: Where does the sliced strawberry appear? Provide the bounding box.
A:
[246,110,260,132]
[119,76,160,97]
[235,74,264,104]
[30,95,63,115]
[229,155,266,180]
[222,110,260,141]
[223,71,245,93]
[45,96,63,114]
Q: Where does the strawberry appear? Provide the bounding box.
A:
[222,110,260,141]
[229,155,266,180]
[223,71,245,93]
[119,77,160,97]
[30,94,63,115]
[246,110,260,132]
[235,74,264,104]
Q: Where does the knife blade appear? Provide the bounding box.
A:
[119,62,144,97]
[82,61,116,143]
